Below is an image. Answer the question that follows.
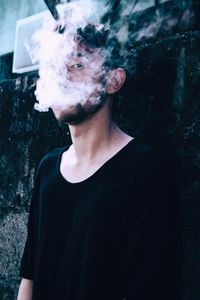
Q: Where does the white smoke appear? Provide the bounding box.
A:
[29,0,108,112]
[28,0,158,113]
[26,0,189,112]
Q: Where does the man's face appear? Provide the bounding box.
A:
[51,43,107,125]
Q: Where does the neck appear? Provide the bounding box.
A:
[68,100,124,164]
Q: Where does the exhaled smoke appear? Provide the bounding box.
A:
[28,0,109,112]
[27,0,193,112]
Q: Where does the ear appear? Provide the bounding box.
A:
[106,68,126,95]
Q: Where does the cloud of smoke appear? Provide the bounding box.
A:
[28,0,110,112]
[27,0,193,112]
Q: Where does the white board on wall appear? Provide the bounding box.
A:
[0,0,47,56]
[12,10,53,74]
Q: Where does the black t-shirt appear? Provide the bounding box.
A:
[19,139,182,300]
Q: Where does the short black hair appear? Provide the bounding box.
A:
[77,24,123,70]
[55,23,123,71]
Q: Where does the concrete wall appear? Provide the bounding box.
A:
[0,1,200,299]
[0,0,47,55]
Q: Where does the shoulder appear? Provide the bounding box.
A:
[125,141,175,181]
[36,145,71,175]
[126,141,164,169]
[127,143,180,213]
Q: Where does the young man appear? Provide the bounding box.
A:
[17,24,182,300]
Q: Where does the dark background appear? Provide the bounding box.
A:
[0,0,200,299]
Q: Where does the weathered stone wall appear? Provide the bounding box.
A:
[0,1,200,299]
[0,77,71,299]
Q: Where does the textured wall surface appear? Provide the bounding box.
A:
[0,1,200,299]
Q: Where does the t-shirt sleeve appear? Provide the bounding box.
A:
[19,164,41,280]
[123,158,182,300]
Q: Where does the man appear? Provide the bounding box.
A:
[17,23,182,300]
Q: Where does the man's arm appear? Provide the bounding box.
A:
[17,278,33,300]
[123,158,182,300]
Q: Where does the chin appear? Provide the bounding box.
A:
[52,93,107,126]
[51,104,76,118]
[56,101,105,126]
